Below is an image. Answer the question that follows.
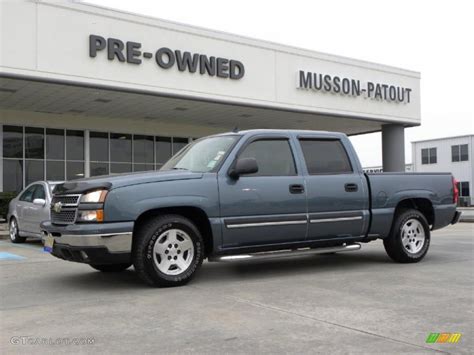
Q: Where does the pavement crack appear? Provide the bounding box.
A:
[193,287,450,354]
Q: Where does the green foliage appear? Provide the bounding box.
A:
[0,192,17,219]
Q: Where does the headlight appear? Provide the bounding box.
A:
[77,210,104,222]
[80,189,108,203]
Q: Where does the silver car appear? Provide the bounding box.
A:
[7,181,61,243]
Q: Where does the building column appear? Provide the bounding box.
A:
[382,124,405,172]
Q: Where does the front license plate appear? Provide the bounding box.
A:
[44,234,54,253]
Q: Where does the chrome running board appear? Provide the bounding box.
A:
[209,243,361,262]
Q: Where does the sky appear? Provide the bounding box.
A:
[85,0,474,167]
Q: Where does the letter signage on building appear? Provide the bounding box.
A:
[297,70,412,103]
[89,34,245,80]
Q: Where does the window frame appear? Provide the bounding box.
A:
[452,144,469,162]
[231,136,298,177]
[421,147,437,165]
[298,138,354,175]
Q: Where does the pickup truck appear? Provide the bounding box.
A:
[41,129,461,287]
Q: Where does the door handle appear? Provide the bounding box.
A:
[344,183,358,192]
[289,184,305,194]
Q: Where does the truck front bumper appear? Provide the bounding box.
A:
[40,221,133,265]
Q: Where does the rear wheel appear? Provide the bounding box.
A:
[383,209,430,263]
[133,214,204,287]
[9,218,26,244]
[90,263,131,272]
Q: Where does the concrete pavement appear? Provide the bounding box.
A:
[0,223,473,354]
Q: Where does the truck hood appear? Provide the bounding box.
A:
[53,170,203,194]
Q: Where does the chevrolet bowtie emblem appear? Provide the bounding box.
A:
[53,202,63,213]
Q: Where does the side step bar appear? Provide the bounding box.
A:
[209,243,361,262]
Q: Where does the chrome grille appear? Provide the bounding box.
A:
[51,194,80,225]
[51,194,80,206]
[51,209,77,224]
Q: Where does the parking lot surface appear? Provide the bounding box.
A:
[1,223,472,354]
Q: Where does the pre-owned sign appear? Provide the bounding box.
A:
[89,34,245,80]
[297,70,412,103]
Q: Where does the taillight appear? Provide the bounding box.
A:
[452,177,459,204]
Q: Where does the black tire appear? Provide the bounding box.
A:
[9,217,26,244]
[90,263,132,272]
[383,209,430,263]
[133,214,204,287]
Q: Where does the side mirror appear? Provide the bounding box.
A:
[229,158,258,179]
[33,198,46,207]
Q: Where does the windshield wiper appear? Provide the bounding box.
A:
[171,167,189,170]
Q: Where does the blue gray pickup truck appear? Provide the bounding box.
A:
[41,129,461,287]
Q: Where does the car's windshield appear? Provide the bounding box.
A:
[161,135,240,173]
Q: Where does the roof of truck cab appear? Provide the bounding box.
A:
[216,129,347,138]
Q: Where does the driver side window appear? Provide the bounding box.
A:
[239,139,296,176]
[19,185,37,203]
[33,185,46,200]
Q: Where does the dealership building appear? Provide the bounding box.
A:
[0,0,420,193]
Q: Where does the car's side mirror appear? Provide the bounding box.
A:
[33,198,46,207]
[229,158,258,179]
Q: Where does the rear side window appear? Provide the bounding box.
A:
[239,139,296,176]
[299,139,353,174]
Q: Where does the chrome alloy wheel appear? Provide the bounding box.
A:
[9,219,18,241]
[153,229,195,275]
[401,218,425,254]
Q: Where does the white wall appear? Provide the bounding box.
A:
[412,135,473,204]
[0,0,420,125]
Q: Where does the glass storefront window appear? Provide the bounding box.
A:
[46,160,65,181]
[3,126,23,158]
[2,159,23,192]
[91,162,109,177]
[111,163,132,174]
[133,163,154,172]
[46,129,65,160]
[90,131,109,162]
[155,137,172,168]
[133,135,154,165]
[25,127,44,159]
[66,130,84,161]
[66,161,84,180]
[110,133,132,163]
[173,137,189,155]
[25,160,44,185]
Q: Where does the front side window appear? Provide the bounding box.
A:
[19,184,37,202]
[162,135,239,173]
[422,147,437,164]
[238,139,296,176]
[33,184,46,200]
[299,139,352,174]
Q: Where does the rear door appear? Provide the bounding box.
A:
[218,135,308,248]
[297,137,369,240]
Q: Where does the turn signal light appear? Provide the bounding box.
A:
[77,209,104,222]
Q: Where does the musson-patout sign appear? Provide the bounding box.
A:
[297,70,412,103]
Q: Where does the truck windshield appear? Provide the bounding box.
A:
[161,135,240,173]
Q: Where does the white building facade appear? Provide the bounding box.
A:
[1,1,421,193]
[412,135,473,206]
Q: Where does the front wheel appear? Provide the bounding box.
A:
[133,214,204,287]
[9,218,26,244]
[90,263,131,272]
[383,209,430,263]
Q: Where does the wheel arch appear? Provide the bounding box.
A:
[133,206,214,256]
[394,198,434,226]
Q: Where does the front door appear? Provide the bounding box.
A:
[218,137,307,248]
